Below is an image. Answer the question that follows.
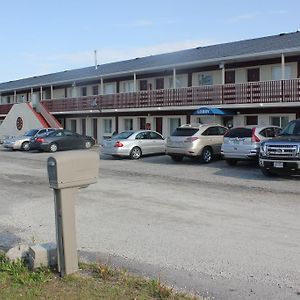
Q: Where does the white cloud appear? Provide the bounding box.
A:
[228,12,259,23]
[19,39,215,75]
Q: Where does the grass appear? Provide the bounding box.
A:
[0,252,200,300]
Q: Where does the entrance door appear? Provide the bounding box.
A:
[155,78,164,90]
[140,80,148,91]
[92,118,98,141]
[155,117,163,134]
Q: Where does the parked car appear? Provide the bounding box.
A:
[166,124,228,163]
[221,125,281,165]
[259,119,300,176]
[3,128,57,151]
[29,129,96,152]
[102,130,166,159]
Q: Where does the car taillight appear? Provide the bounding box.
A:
[35,137,45,143]
[184,137,199,143]
[251,128,260,143]
[114,141,124,147]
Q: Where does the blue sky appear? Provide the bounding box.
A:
[0,0,299,82]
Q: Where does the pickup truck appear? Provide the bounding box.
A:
[259,119,300,176]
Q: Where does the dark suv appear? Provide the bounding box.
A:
[259,119,300,176]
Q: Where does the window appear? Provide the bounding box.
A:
[198,74,213,86]
[149,131,163,140]
[169,75,186,88]
[124,119,133,130]
[271,66,292,80]
[104,83,115,94]
[136,132,148,140]
[7,96,11,104]
[270,116,289,128]
[169,118,181,134]
[202,126,220,136]
[245,116,258,125]
[103,119,112,134]
[122,81,134,93]
[92,85,99,95]
[81,87,87,96]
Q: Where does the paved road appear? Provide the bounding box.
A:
[0,147,299,299]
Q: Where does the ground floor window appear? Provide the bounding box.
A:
[245,115,258,125]
[124,118,133,130]
[169,118,181,134]
[270,116,289,128]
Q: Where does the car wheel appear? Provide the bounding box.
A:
[21,141,30,151]
[201,147,213,163]
[226,159,237,166]
[260,167,277,177]
[49,143,58,153]
[130,147,142,159]
[170,155,183,162]
[85,141,92,149]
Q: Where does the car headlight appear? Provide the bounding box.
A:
[260,143,267,156]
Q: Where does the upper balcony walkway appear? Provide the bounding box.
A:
[1,79,300,115]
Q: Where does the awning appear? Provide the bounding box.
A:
[192,107,236,116]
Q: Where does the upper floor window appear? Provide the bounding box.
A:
[169,75,186,88]
[122,81,134,93]
[271,66,292,80]
[104,83,115,95]
[198,74,213,86]
[92,85,99,95]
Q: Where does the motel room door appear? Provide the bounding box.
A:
[155,117,163,134]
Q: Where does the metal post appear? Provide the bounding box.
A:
[53,187,78,276]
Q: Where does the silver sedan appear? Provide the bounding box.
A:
[102,130,166,159]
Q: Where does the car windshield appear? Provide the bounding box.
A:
[24,129,39,136]
[171,128,199,136]
[280,120,300,136]
[113,131,134,139]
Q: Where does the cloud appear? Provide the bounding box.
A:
[228,12,259,23]
[19,39,214,75]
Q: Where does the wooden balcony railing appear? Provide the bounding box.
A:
[0,103,13,115]
[1,79,300,115]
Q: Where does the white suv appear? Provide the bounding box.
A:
[166,124,228,163]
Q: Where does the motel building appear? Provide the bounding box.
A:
[1,31,300,142]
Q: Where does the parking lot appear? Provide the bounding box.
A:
[0,146,299,299]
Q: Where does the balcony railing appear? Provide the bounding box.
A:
[1,79,300,115]
[0,103,13,115]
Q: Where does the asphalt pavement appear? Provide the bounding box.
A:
[0,147,299,299]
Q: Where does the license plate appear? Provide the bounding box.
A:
[274,162,283,168]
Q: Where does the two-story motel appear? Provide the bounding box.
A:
[1,31,300,142]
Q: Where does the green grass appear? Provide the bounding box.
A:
[0,253,200,300]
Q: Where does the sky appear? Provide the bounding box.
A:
[0,0,299,83]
